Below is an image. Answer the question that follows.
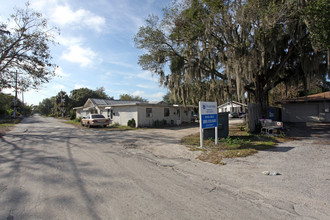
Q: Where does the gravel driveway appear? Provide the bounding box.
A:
[0,116,329,219]
[124,121,330,219]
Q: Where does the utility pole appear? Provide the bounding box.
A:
[61,92,63,117]
[13,70,18,119]
[61,91,64,117]
[22,90,24,116]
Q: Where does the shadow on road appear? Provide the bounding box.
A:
[285,122,330,138]
[66,130,101,220]
[0,122,113,219]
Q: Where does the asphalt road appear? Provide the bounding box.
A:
[0,116,329,219]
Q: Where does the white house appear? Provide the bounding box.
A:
[281,91,330,122]
[73,98,196,127]
[218,101,247,113]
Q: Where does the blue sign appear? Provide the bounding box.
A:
[199,101,218,147]
[199,101,218,129]
[201,114,218,129]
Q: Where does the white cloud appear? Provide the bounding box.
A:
[51,4,105,32]
[31,0,58,11]
[61,45,97,67]
[98,0,149,35]
[55,66,70,78]
[137,84,154,89]
[105,71,113,76]
[150,92,165,100]
[57,35,84,47]
[52,5,83,25]
[52,84,66,90]
[133,90,145,97]
[84,16,106,32]
[137,71,158,82]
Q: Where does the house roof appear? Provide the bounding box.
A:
[281,91,330,103]
[89,98,143,106]
[218,101,247,108]
[75,98,196,110]
[105,102,196,108]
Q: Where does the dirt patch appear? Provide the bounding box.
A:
[0,118,21,136]
[0,125,14,137]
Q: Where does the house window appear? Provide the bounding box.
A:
[146,108,152,118]
[164,108,170,117]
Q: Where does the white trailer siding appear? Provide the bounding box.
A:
[74,98,196,127]
[111,106,138,126]
[137,106,175,127]
[137,106,193,127]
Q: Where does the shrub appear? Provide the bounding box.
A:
[153,120,160,127]
[74,117,82,122]
[0,108,8,115]
[153,119,167,127]
[70,112,76,120]
[127,118,136,128]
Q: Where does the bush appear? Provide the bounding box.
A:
[0,108,8,115]
[74,117,82,122]
[70,112,76,120]
[127,118,136,128]
[153,119,167,127]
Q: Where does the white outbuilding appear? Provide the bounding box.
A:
[218,101,247,113]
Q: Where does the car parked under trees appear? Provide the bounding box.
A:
[81,114,110,128]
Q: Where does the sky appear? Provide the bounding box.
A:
[1,0,172,105]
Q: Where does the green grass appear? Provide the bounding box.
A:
[181,124,284,165]
[63,120,80,126]
[0,123,16,128]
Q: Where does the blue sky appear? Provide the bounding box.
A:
[1,0,172,105]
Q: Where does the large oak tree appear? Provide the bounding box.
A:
[135,0,328,130]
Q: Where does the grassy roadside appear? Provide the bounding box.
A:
[0,118,21,136]
[181,124,291,165]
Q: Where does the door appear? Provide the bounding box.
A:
[287,104,319,122]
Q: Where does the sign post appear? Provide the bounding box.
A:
[199,101,218,148]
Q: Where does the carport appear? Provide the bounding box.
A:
[281,91,330,122]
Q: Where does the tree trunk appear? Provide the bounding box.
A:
[255,75,268,118]
[327,48,330,73]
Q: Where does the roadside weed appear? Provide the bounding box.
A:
[181,125,283,165]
